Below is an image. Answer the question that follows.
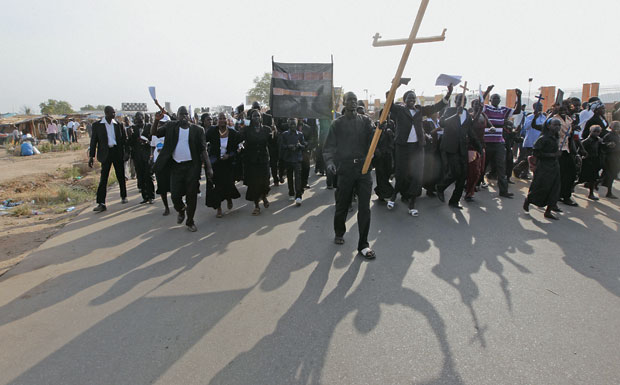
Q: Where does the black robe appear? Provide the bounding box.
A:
[241,125,272,201]
[527,133,560,207]
[579,137,601,184]
[205,127,241,208]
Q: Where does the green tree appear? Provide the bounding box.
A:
[39,99,74,115]
[80,104,96,111]
[247,72,272,106]
[20,105,32,115]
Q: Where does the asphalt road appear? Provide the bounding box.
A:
[1,174,619,385]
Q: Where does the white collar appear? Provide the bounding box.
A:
[100,118,117,124]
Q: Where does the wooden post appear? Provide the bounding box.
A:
[590,82,600,99]
[582,83,591,103]
[362,0,445,174]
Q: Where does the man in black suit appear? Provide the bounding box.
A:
[388,84,453,216]
[128,112,154,204]
[151,106,213,232]
[88,106,128,212]
[436,94,482,208]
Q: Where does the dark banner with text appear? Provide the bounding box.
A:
[270,61,333,119]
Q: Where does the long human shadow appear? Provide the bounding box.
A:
[211,207,463,384]
[536,196,620,298]
[0,176,327,326]
[6,288,252,385]
[417,184,538,348]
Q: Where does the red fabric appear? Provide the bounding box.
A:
[466,150,483,197]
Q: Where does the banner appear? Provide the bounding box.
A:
[270,60,333,119]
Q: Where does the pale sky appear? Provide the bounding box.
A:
[2,0,619,113]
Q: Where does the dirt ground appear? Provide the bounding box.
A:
[0,139,97,276]
[0,139,88,183]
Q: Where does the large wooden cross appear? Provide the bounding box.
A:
[362,0,447,174]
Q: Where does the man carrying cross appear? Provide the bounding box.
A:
[387,83,453,216]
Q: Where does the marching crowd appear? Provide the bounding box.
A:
[85,84,620,258]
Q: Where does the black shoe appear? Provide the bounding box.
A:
[93,204,106,213]
[499,192,514,198]
[448,202,463,209]
[464,196,474,202]
[436,186,445,202]
[507,179,515,184]
[177,210,186,224]
[550,205,562,213]
[140,199,148,204]
[561,198,578,206]
[163,207,170,216]
[121,198,128,204]
[426,190,436,197]
[186,223,197,232]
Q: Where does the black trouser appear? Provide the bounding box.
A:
[484,142,508,194]
[334,161,372,252]
[505,143,514,180]
[437,152,467,204]
[373,155,394,200]
[96,146,127,204]
[315,145,325,174]
[301,151,311,187]
[326,168,337,188]
[170,161,200,226]
[268,146,280,183]
[133,147,154,200]
[286,161,303,198]
[278,160,287,183]
[47,133,57,144]
[513,147,532,177]
[71,130,78,142]
[393,143,424,203]
[559,151,576,200]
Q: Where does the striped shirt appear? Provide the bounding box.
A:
[482,105,514,143]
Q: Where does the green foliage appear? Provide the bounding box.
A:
[20,106,32,115]
[80,104,106,111]
[247,72,272,106]
[37,142,84,154]
[39,99,75,115]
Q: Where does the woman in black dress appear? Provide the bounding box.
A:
[601,121,620,199]
[240,109,275,215]
[579,125,602,200]
[523,118,562,220]
[205,112,241,218]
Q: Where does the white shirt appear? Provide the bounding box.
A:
[100,118,117,147]
[173,127,192,162]
[407,109,418,143]
[220,137,228,157]
[151,136,165,162]
[460,110,468,125]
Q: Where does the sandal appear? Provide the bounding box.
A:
[263,198,270,208]
[252,207,261,216]
[216,209,223,218]
[360,247,376,260]
[334,236,345,245]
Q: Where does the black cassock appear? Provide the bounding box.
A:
[527,133,560,208]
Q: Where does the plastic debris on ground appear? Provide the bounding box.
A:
[66,206,76,212]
